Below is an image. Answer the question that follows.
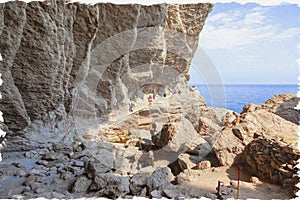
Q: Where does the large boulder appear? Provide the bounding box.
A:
[198,107,236,136]
[130,172,151,196]
[179,86,206,130]
[211,128,245,166]
[72,176,92,193]
[146,167,174,192]
[152,118,211,156]
[242,136,300,190]
[84,149,115,178]
[256,94,299,125]
[177,153,201,170]
[211,107,298,166]
[114,146,154,175]
[93,173,130,198]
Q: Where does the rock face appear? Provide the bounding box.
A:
[198,107,239,138]
[242,136,300,190]
[211,108,298,166]
[152,117,210,155]
[201,95,299,166]
[256,94,299,125]
[93,173,130,198]
[0,0,213,151]
[146,167,174,192]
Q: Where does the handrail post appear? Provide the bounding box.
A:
[237,166,242,199]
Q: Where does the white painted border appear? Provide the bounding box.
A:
[0,0,299,6]
[0,0,299,198]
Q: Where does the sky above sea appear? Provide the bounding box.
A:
[190,2,300,85]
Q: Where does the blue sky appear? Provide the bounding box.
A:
[190,2,300,85]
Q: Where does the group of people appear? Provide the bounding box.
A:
[128,87,182,112]
[128,93,157,112]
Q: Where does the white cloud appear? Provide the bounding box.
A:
[200,6,300,50]
[235,54,257,62]
[275,28,300,40]
[244,10,267,25]
[298,43,300,71]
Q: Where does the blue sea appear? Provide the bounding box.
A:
[196,84,298,113]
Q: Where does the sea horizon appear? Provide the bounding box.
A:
[194,84,297,113]
[192,83,298,86]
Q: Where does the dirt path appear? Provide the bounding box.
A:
[183,166,291,199]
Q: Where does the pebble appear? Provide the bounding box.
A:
[55,163,65,169]
[212,167,219,172]
[204,193,218,199]
[175,194,186,200]
[36,160,48,166]
[11,162,23,168]
[24,175,36,186]
[22,192,34,198]
[23,186,31,192]
[57,168,65,174]
[24,150,39,159]
[46,171,57,176]
[230,180,238,189]
[11,194,23,199]
[18,170,26,177]
[30,169,44,175]
[50,166,57,171]
[33,165,46,170]
[35,187,45,194]
[250,176,261,184]
[46,192,66,199]
[30,182,42,192]
[150,190,162,198]
[72,160,84,167]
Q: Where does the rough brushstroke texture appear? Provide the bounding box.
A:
[0,1,212,146]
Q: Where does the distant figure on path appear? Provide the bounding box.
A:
[148,95,153,105]
[129,101,135,112]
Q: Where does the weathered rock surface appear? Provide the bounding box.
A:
[193,160,211,170]
[130,172,151,196]
[0,2,215,197]
[152,118,210,155]
[146,167,174,192]
[93,173,130,198]
[211,104,298,166]
[242,136,300,190]
[84,149,115,177]
[177,153,201,170]
[0,1,213,152]
[256,94,299,125]
[198,107,238,136]
[72,176,92,193]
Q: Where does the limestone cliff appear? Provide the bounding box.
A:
[0,1,212,147]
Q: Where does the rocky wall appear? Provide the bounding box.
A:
[0,0,212,148]
[242,136,300,190]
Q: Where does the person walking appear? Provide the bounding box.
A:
[148,95,153,105]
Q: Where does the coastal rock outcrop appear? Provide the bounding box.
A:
[211,108,298,166]
[202,95,298,166]
[256,94,299,125]
[242,136,300,192]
